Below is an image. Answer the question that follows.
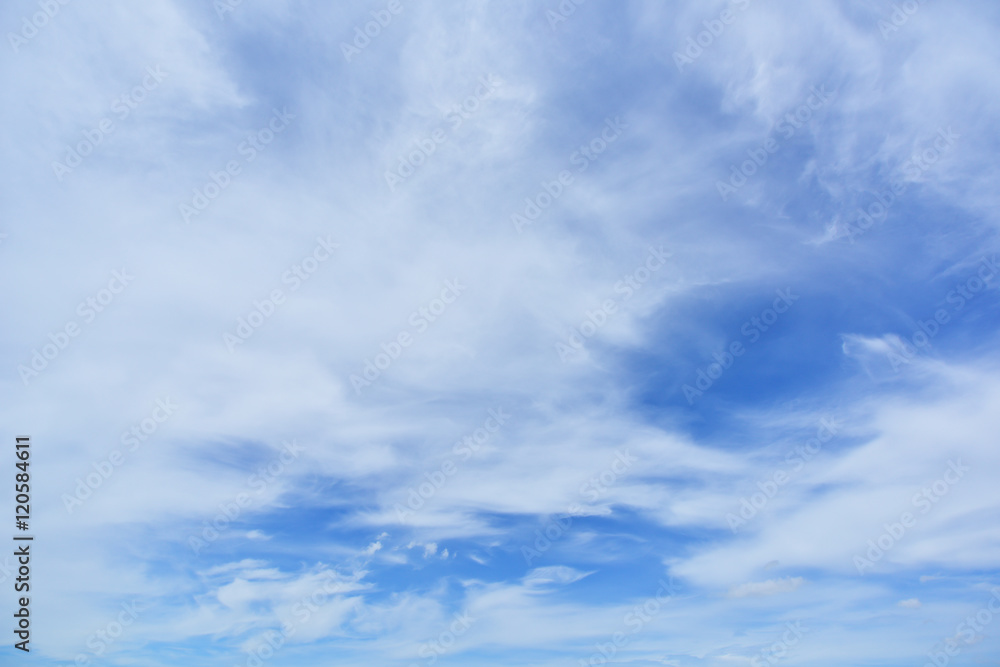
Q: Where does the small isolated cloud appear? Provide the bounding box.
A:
[898,598,921,608]
[523,566,593,588]
[363,533,388,555]
[728,577,805,598]
[200,559,268,577]
[245,530,270,540]
[240,568,285,580]
[424,543,438,558]
[841,333,895,356]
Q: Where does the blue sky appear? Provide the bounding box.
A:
[2,0,1000,665]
